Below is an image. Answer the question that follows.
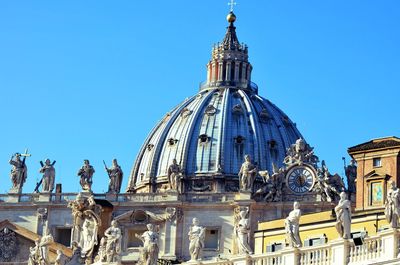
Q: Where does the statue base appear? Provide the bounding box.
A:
[8,187,21,195]
[38,193,52,202]
[6,193,20,203]
[237,191,252,201]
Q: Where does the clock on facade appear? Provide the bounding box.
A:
[286,165,316,194]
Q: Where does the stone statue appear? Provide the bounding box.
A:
[385,181,400,228]
[9,152,29,192]
[335,192,352,239]
[28,240,40,265]
[238,155,257,192]
[137,224,159,265]
[95,237,107,263]
[188,218,205,261]
[285,201,302,248]
[284,139,318,167]
[104,159,123,194]
[345,159,357,193]
[55,250,69,265]
[77,160,95,191]
[103,220,122,263]
[314,161,344,202]
[39,232,54,265]
[167,159,182,192]
[234,207,253,254]
[0,228,18,262]
[67,193,102,264]
[256,164,284,202]
[39,159,56,193]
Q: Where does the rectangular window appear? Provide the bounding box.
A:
[266,243,283,252]
[54,228,72,247]
[373,157,382,167]
[204,228,220,250]
[371,182,383,205]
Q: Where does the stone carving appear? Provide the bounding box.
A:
[77,160,95,191]
[28,240,40,265]
[167,159,182,192]
[284,138,318,167]
[238,155,257,192]
[256,164,284,202]
[335,192,352,239]
[9,151,30,192]
[234,207,253,254]
[137,224,159,265]
[102,220,122,262]
[55,250,69,265]
[67,193,102,264]
[95,237,107,263]
[0,227,18,262]
[385,181,400,229]
[285,201,302,248]
[188,218,205,261]
[344,159,357,193]
[39,231,54,265]
[39,159,56,193]
[104,159,123,194]
[314,161,343,202]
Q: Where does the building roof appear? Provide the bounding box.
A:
[348,136,400,154]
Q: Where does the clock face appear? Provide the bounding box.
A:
[286,166,315,194]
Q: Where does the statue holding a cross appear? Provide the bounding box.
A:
[9,149,31,193]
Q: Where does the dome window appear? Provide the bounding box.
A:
[205,105,217,116]
[168,138,178,146]
[180,108,193,118]
[232,104,244,115]
[234,135,245,145]
[147,144,154,151]
[268,140,277,149]
[282,116,290,125]
[259,109,270,122]
[199,134,210,144]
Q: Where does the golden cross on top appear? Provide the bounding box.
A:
[228,0,237,12]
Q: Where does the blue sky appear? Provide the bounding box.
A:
[0,1,399,193]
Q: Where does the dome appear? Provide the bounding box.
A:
[127,13,303,193]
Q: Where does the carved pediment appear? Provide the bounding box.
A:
[364,170,391,181]
[114,208,181,224]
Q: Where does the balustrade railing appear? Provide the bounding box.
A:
[348,236,383,264]
[299,245,332,265]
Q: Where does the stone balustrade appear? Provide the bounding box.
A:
[186,229,400,265]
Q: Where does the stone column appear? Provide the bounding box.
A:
[218,61,224,82]
[330,239,350,264]
[226,61,232,82]
[380,229,399,259]
[281,248,299,265]
[234,62,240,82]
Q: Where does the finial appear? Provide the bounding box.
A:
[227,11,236,23]
[228,0,237,12]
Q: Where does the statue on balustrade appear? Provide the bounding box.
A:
[137,223,159,265]
[167,159,182,192]
[67,193,102,264]
[285,201,302,248]
[335,192,352,239]
[9,151,30,192]
[235,207,253,254]
[103,220,122,263]
[239,155,258,192]
[77,160,95,192]
[104,159,123,194]
[39,159,56,193]
[385,181,400,229]
[344,159,357,193]
[188,218,205,261]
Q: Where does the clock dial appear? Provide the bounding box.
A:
[286,166,315,194]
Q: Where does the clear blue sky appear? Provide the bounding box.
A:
[0,1,399,193]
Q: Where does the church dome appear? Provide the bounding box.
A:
[127,13,303,193]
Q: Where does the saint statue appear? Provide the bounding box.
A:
[285,201,302,248]
[385,181,400,228]
[188,218,205,261]
[105,159,123,194]
[39,159,56,193]
[167,159,182,192]
[235,207,253,254]
[9,152,28,191]
[39,232,54,265]
[335,192,352,239]
[28,240,40,265]
[238,155,257,192]
[345,159,357,193]
[77,160,95,191]
[104,220,122,262]
[137,223,159,265]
